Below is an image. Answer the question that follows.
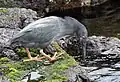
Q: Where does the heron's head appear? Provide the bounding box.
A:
[64,16,88,61]
[76,21,88,41]
[64,16,88,40]
[76,22,88,61]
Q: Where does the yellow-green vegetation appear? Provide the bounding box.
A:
[0,8,8,13]
[16,48,40,57]
[0,58,43,82]
[0,57,10,62]
[0,42,77,82]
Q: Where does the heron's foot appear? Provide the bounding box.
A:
[40,49,63,63]
[24,55,45,62]
[48,52,63,63]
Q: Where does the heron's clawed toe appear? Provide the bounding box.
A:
[47,52,64,63]
[40,49,63,63]
[24,55,45,62]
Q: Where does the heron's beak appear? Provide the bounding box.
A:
[80,36,87,61]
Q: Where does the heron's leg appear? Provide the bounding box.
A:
[24,48,45,61]
[26,48,32,59]
[40,49,63,62]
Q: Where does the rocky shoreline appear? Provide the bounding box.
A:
[0,0,120,81]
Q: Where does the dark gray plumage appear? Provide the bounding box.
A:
[10,16,88,62]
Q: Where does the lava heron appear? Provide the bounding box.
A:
[10,16,88,62]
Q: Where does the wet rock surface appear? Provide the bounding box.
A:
[85,66,120,82]
[86,36,120,82]
[60,36,120,66]
[86,36,120,66]
[59,36,120,82]
[65,65,90,82]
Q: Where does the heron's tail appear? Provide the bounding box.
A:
[9,38,20,49]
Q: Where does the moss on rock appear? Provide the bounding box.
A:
[0,57,10,63]
[16,48,40,57]
[0,8,8,13]
[40,42,77,82]
[0,42,77,82]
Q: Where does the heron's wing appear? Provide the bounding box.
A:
[35,23,60,43]
[11,21,60,44]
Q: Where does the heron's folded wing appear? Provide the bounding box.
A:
[11,22,60,44]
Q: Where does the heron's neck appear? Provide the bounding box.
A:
[77,22,88,37]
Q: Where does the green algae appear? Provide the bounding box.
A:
[0,57,10,63]
[0,42,77,82]
[0,8,8,13]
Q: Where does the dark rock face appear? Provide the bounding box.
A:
[82,0,120,36]
[0,8,38,59]
[58,36,120,66]
[22,0,48,16]
[86,36,120,66]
